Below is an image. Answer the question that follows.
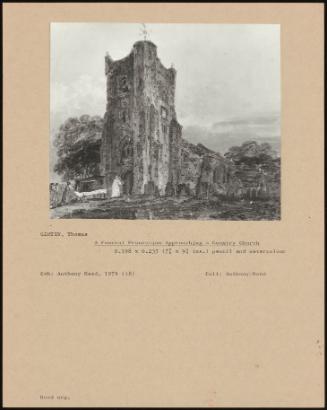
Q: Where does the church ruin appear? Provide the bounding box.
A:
[51,36,280,216]
[101,40,182,197]
[98,39,279,202]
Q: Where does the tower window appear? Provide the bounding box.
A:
[162,91,168,103]
[119,76,129,92]
[119,110,128,122]
[161,106,168,119]
[121,99,128,108]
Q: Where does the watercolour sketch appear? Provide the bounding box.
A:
[50,23,280,220]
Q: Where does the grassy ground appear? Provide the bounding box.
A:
[50,197,280,220]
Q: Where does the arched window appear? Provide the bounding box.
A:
[162,91,168,103]
[119,75,129,92]
[120,140,133,162]
[161,106,168,119]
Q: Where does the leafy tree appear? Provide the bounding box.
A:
[53,115,103,181]
[224,141,277,165]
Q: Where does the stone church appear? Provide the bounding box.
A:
[50,38,279,211]
[101,40,183,197]
[99,39,278,201]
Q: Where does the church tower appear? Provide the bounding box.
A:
[101,40,182,197]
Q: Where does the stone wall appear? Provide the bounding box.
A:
[177,139,280,200]
[50,182,78,208]
[231,160,280,200]
[101,51,135,196]
[179,140,233,198]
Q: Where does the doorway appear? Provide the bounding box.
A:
[122,171,133,195]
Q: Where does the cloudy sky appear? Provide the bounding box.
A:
[51,23,280,151]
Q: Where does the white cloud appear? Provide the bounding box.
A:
[50,74,106,133]
[50,23,280,133]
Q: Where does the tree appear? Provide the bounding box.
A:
[224,141,277,165]
[53,115,104,181]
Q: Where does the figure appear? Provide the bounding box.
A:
[111,176,123,198]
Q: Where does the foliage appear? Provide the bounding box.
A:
[53,115,103,181]
[224,141,277,165]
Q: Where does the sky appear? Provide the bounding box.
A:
[50,23,280,150]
